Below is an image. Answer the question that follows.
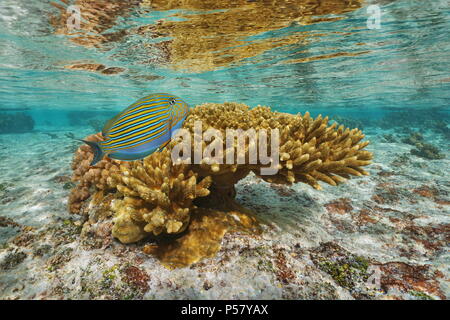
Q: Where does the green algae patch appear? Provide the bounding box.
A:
[409,290,434,300]
[257,259,276,273]
[315,256,369,290]
[311,242,373,297]
[103,265,119,281]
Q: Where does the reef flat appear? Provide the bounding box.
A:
[0,122,448,300]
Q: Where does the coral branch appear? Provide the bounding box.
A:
[68,102,372,267]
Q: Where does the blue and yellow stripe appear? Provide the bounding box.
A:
[99,93,189,155]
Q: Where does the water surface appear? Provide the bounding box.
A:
[0,0,448,118]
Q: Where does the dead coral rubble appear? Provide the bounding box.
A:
[69,102,372,267]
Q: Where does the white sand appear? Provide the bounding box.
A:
[0,126,448,300]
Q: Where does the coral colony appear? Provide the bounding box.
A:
[69,102,372,268]
[1,0,448,302]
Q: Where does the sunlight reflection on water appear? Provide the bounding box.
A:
[0,0,448,113]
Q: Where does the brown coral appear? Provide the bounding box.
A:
[69,102,372,267]
[144,208,260,269]
[106,149,212,243]
[68,132,121,214]
[184,103,371,190]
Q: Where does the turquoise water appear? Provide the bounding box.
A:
[0,0,449,126]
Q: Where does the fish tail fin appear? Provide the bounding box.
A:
[80,140,104,166]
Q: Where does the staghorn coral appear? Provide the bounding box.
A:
[184,103,372,190]
[107,150,212,243]
[69,102,372,267]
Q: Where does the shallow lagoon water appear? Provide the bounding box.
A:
[0,0,449,299]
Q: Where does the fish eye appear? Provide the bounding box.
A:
[169,98,176,106]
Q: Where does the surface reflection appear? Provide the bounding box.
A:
[51,0,365,72]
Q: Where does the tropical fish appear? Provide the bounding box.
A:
[82,93,189,166]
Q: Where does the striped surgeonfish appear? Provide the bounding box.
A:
[82,93,189,166]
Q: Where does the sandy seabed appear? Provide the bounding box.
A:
[0,125,448,300]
